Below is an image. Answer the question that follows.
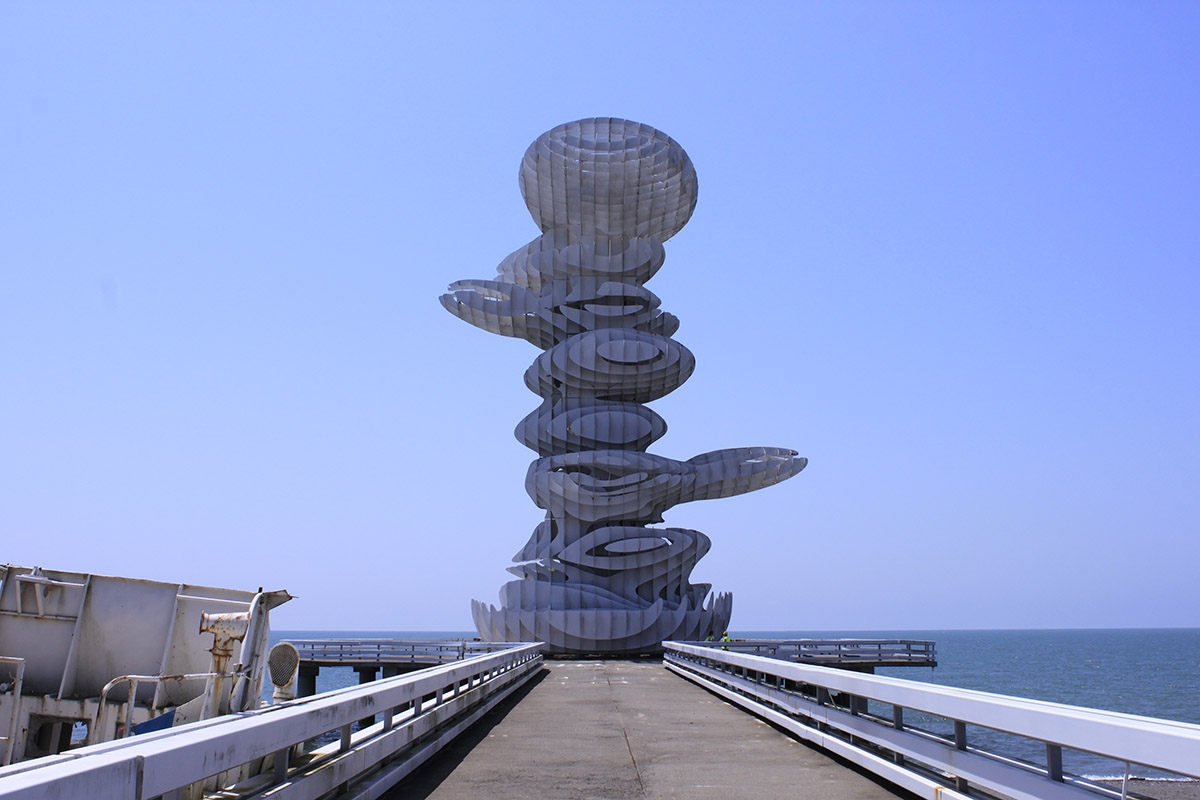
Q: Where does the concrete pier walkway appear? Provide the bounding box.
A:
[386,660,910,800]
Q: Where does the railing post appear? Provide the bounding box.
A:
[954,721,969,792]
[273,746,289,783]
[892,706,905,764]
[1047,743,1063,782]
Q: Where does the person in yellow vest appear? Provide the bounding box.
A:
[720,631,731,651]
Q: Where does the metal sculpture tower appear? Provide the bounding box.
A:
[441,118,806,654]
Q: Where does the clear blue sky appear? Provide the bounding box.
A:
[3,3,1197,632]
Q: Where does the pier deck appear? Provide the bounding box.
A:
[385,660,907,800]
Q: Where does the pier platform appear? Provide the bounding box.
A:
[384,660,908,800]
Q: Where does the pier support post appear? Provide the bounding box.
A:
[382,665,402,679]
[298,665,319,698]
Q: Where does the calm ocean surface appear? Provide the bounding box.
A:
[274,627,1200,781]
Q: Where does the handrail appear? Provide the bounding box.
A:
[287,638,520,664]
[96,672,224,740]
[674,638,937,665]
[0,643,543,799]
[664,642,1200,800]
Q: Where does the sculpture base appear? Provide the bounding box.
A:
[471,593,732,655]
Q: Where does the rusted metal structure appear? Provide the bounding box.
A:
[0,564,290,766]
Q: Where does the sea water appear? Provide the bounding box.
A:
[272,628,1200,780]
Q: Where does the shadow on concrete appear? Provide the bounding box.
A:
[381,667,549,799]
[792,737,922,800]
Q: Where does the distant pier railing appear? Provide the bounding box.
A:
[285,638,525,698]
[677,638,937,669]
[664,642,1200,800]
[287,638,514,667]
[0,643,542,800]
[287,637,936,672]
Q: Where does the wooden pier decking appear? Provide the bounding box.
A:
[383,660,909,800]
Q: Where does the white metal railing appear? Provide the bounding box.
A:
[287,638,517,666]
[0,643,542,800]
[664,642,1200,800]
